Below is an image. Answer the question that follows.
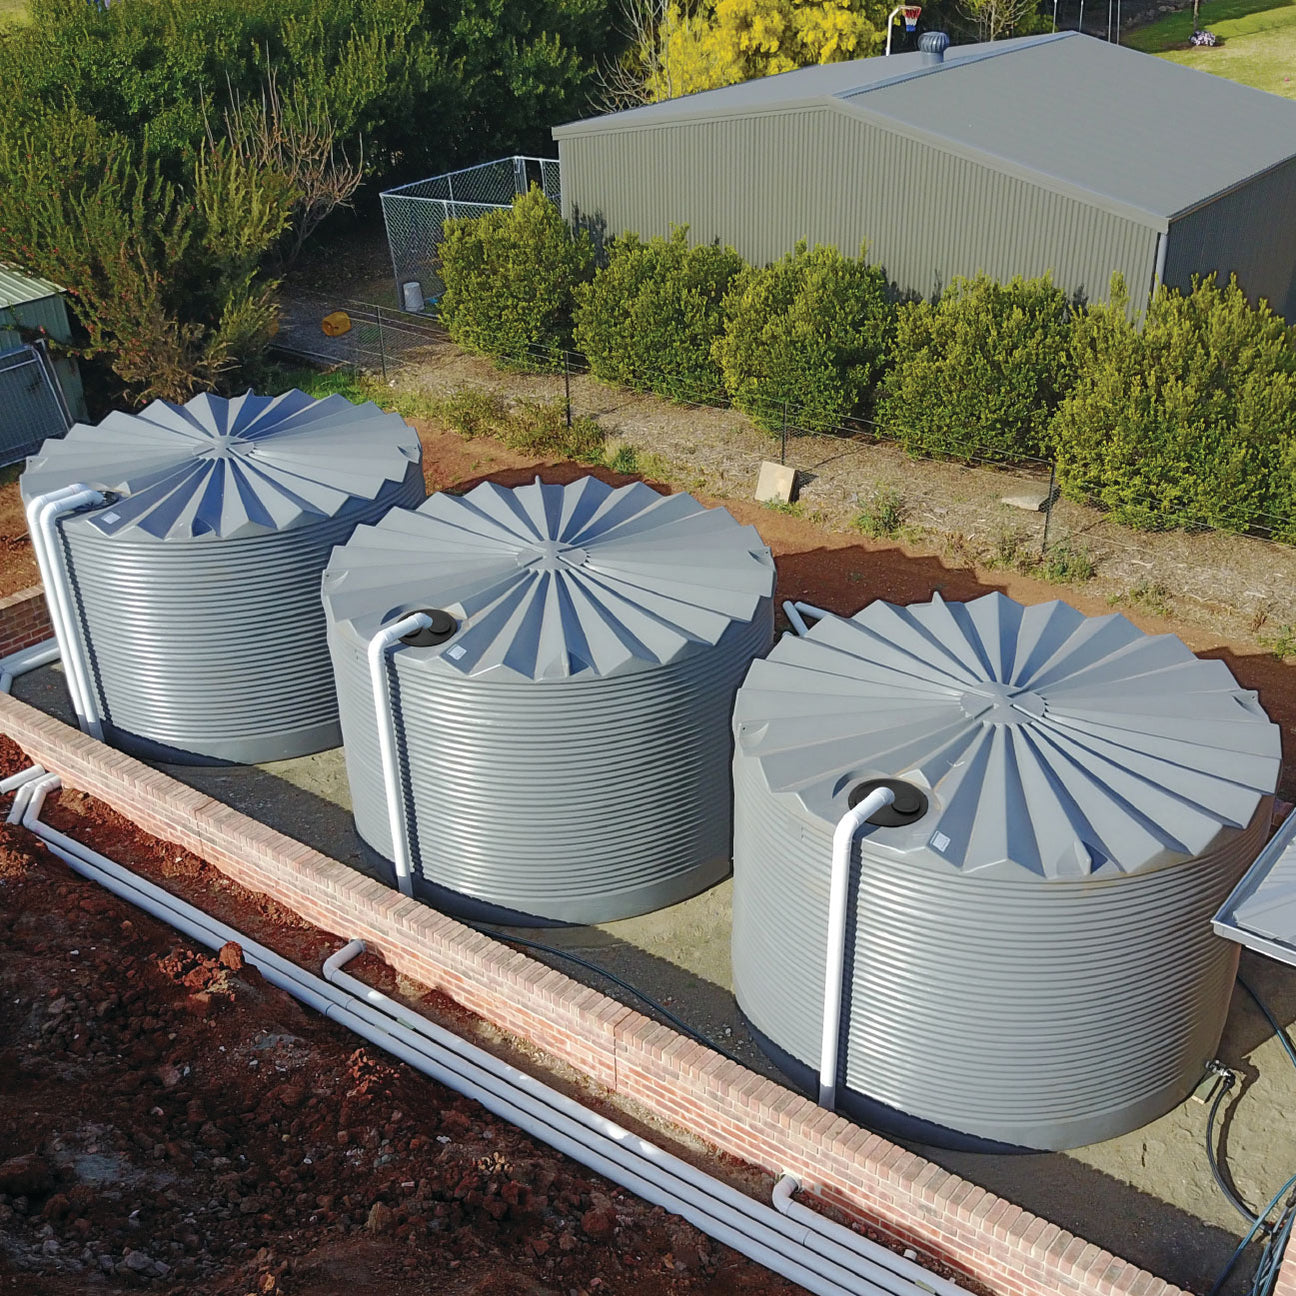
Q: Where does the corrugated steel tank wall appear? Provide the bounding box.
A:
[22,391,425,765]
[559,107,1159,307]
[1163,156,1296,320]
[730,593,1280,1151]
[323,477,776,925]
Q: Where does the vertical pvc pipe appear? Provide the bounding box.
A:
[819,786,895,1110]
[368,613,433,897]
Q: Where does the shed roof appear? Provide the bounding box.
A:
[1215,811,1296,969]
[555,32,1296,224]
[0,266,65,310]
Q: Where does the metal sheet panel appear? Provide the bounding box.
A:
[20,390,425,764]
[324,477,776,924]
[1214,814,1296,969]
[558,33,1296,226]
[1163,155,1296,320]
[560,107,1159,309]
[0,346,70,467]
[731,592,1280,1149]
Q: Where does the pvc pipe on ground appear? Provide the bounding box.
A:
[820,785,896,1110]
[782,602,811,636]
[368,613,433,898]
[0,639,60,694]
[8,769,955,1296]
[773,1175,961,1296]
[26,485,104,738]
[0,764,46,795]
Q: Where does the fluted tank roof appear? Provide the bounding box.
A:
[21,389,421,540]
[734,592,1280,880]
[323,476,775,681]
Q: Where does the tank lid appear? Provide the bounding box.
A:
[322,476,775,680]
[20,389,421,540]
[734,592,1280,879]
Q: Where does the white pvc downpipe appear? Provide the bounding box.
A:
[773,1175,958,1296]
[25,485,105,738]
[0,639,60,694]
[8,768,957,1296]
[783,602,833,637]
[820,785,896,1110]
[368,613,432,897]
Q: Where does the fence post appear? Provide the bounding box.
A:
[564,352,572,429]
[376,306,388,381]
[1040,459,1057,557]
[781,401,788,466]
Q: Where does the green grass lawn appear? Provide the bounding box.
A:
[1125,0,1296,98]
[0,0,27,25]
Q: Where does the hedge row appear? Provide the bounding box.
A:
[437,191,1296,539]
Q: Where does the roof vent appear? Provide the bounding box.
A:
[917,31,950,63]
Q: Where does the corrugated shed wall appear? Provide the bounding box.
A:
[0,293,73,353]
[560,107,1159,305]
[1163,157,1296,319]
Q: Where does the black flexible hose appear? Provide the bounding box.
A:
[1205,1069,1258,1225]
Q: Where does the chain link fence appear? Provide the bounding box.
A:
[271,294,1296,633]
[380,157,561,311]
[0,341,73,467]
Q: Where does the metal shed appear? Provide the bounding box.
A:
[731,592,1280,1151]
[20,389,424,764]
[555,33,1296,317]
[0,266,87,422]
[322,476,776,925]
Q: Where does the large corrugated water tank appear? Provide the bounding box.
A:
[322,475,776,925]
[731,591,1280,1152]
[20,389,424,763]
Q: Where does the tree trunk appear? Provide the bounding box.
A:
[1192,0,1201,29]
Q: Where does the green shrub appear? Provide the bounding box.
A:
[438,188,593,370]
[1051,274,1296,535]
[1039,538,1096,584]
[877,273,1073,461]
[574,228,743,405]
[432,389,605,462]
[713,242,892,433]
[853,486,907,538]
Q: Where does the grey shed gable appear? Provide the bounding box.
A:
[555,33,1296,315]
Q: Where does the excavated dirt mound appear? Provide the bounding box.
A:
[0,736,807,1296]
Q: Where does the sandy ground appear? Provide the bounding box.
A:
[11,422,1296,1292]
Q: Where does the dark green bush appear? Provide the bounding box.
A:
[574,228,743,404]
[438,187,593,370]
[1051,274,1296,535]
[713,242,892,433]
[877,273,1073,461]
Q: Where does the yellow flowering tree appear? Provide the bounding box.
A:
[607,0,890,104]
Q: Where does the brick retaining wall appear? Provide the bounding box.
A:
[0,586,52,659]
[0,683,1199,1296]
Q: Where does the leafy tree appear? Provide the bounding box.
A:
[1051,274,1296,535]
[0,108,292,402]
[714,241,892,432]
[604,0,889,104]
[877,273,1073,461]
[574,228,743,403]
[439,188,594,367]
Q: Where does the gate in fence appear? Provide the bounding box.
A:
[0,341,73,466]
[380,156,561,313]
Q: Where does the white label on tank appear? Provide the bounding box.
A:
[446,645,466,660]
[930,831,951,852]
[100,511,121,523]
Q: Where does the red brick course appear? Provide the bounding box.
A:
[1,579,1249,1296]
[0,586,53,660]
[0,684,1207,1296]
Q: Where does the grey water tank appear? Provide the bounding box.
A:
[322,475,776,925]
[20,389,424,764]
[731,591,1280,1151]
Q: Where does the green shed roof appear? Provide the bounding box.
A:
[555,32,1296,227]
[0,266,65,310]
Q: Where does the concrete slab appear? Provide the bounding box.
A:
[12,661,1296,1293]
[755,461,796,505]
